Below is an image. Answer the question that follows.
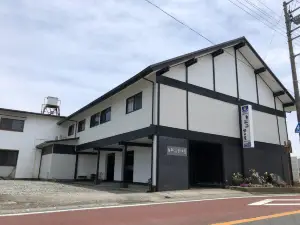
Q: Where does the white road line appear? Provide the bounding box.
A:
[249,198,300,206]
[248,199,273,206]
[266,203,300,206]
[1,194,300,217]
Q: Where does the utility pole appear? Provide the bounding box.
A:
[284,1,300,125]
[283,0,300,186]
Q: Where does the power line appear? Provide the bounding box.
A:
[234,0,289,35]
[245,0,282,24]
[245,0,289,33]
[228,0,300,47]
[264,10,284,60]
[252,0,300,37]
[229,0,286,36]
[143,0,253,69]
[143,0,213,45]
[143,0,295,97]
[256,0,280,16]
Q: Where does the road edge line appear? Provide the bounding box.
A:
[0,193,300,217]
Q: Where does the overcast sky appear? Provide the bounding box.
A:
[1,0,300,156]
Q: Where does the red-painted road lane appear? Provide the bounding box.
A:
[1,196,300,225]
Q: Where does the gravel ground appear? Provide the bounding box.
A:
[0,180,251,214]
[0,180,150,211]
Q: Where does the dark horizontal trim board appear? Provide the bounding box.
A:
[100,180,148,186]
[78,152,98,155]
[53,144,76,155]
[157,76,285,118]
[274,91,285,97]
[254,67,266,74]
[93,148,123,152]
[283,102,294,108]
[77,125,156,151]
[42,144,76,155]
[157,125,284,148]
[119,141,152,148]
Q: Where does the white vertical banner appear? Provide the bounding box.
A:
[241,105,255,148]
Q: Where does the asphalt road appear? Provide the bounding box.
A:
[1,196,300,225]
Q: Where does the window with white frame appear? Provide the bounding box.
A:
[126,92,142,114]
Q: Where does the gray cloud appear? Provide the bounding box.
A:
[0,0,300,155]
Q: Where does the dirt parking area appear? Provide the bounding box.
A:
[0,180,251,214]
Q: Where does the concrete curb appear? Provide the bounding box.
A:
[230,186,300,193]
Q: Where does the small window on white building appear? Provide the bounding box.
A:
[90,113,100,128]
[78,119,86,132]
[126,92,142,114]
[0,118,25,132]
[0,150,18,166]
[100,107,111,124]
[68,124,75,136]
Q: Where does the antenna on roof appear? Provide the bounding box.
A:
[41,97,61,116]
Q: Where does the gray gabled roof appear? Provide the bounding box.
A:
[58,36,294,125]
[36,137,79,149]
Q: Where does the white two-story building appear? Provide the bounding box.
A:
[0,37,295,191]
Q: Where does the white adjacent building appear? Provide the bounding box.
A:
[0,37,295,191]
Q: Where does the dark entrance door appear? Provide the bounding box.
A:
[106,153,115,181]
[124,151,134,183]
[189,141,223,187]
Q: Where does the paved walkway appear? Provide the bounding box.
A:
[1,195,300,224]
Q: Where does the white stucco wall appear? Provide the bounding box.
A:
[131,147,151,183]
[152,135,157,186]
[114,152,122,181]
[278,117,288,145]
[39,154,52,179]
[50,154,76,180]
[275,97,283,111]
[189,93,240,138]
[236,51,257,103]
[85,148,151,183]
[164,64,185,82]
[160,84,186,129]
[0,111,63,178]
[253,111,279,145]
[98,152,107,180]
[214,48,237,97]
[32,150,42,178]
[77,154,97,178]
[257,75,275,109]
[0,166,15,178]
[69,79,153,145]
[188,55,213,90]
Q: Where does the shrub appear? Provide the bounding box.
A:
[232,172,244,186]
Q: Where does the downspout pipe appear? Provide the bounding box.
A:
[142,77,155,191]
[142,77,155,125]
